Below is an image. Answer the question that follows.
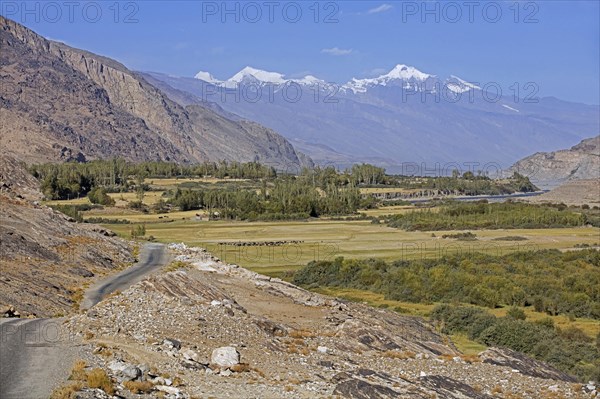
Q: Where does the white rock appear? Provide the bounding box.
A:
[108,360,128,373]
[317,346,329,354]
[219,369,233,377]
[211,346,240,368]
[155,385,180,395]
[182,349,199,362]
[210,300,222,307]
[549,385,559,392]
[419,372,427,378]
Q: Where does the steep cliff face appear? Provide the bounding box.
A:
[509,135,600,188]
[0,16,310,167]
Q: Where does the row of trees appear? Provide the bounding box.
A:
[28,159,278,200]
[387,201,587,230]
[170,177,365,219]
[293,249,600,319]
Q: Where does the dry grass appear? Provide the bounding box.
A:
[83,331,94,340]
[289,329,316,339]
[164,261,189,272]
[69,287,84,310]
[49,382,83,399]
[230,363,251,373]
[460,354,482,363]
[492,385,504,394]
[93,342,113,357]
[69,360,88,381]
[251,367,266,378]
[86,368,114,395]
[123,380,154,394]
[382,350,416,360]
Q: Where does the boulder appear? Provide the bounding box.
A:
[163,338,181,350]
[182,349,199,362]
[121,365,142,381]
[211,346,240,368]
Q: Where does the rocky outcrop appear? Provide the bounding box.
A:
[480,347,578,383]
[509,135,600,188]
[0,16,311,167]
[526,178,600,206]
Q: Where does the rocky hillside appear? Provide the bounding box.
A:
[60,243,598,398]
[0,154,134,317]
[527,179,600,206]
[509,136,600,188]
[0,16,310,168]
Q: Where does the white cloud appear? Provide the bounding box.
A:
[321,47,353,56]
[367,4,393,14]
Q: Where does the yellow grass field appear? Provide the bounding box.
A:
[103,217,600,275]
[146,177,249,189]
[107,191,166,206]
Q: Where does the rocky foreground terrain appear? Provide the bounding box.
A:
[62,243,598,399]
[0,154,133,317]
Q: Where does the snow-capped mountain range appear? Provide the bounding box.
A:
[145,63,599,170]
[193,64,478,95]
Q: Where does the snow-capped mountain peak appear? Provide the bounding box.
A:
[342,64,434,94]
[194,71,222,84]
[384,64,432,81]
[228,66,287,84]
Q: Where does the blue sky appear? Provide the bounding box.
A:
[2,1,599,104]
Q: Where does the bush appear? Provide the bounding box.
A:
[123,381,153,394]
[86,368,114,395]
[506,306,526,320]
[87,187,115,206]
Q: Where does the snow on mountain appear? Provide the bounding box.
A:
[502,104,520,112]
[445,75,481,94]
[291,75,327,86]
[194,71,222,84]
[228,66,287,85]
[194,66,330,89]
[342,64,434,93]
[194,64,484,97]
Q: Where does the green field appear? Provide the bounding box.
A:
[103,217,599,276]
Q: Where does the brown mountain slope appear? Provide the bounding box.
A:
[527,179,600,206]
[509,135,600,188]
[0,154,133,317]
[0,16,310,168]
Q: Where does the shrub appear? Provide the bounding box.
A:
[69,360,87,381]
[506,306,527,320]
[123,381,153,394]
[50,382,83,399]
[86,368,114,395]
[88,187,115,206]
